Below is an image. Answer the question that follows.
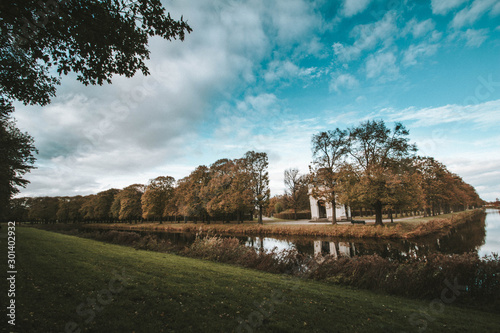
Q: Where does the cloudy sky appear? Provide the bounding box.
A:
[13,0,500,201]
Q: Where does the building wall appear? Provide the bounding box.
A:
[309,194,351,221]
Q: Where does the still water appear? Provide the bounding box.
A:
[478,208,500,257]
[135,209,499,260]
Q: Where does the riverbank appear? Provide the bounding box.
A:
[33,219,500,311]
[6,226,500,332]
[84,209,485,240]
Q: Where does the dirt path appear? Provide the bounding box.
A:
[266,215,424,225]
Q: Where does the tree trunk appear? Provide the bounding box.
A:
[389,209,394,223]
[331,200,337,225]
[374,200,383,226]
[258,205,263,224]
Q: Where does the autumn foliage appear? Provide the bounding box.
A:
[8,151,269,224]
[310,120,483,224]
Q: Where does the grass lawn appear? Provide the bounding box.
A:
[3,225,499,332]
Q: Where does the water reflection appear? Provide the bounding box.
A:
[115,209,498,261]
[237,211,488,261]
[479,208,500,257]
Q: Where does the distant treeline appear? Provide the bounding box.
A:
[6,151,270,224]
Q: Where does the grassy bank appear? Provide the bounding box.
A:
[37,223,500,311]
[3,226,500,332]
[83,209,485,240]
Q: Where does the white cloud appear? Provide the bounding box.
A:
[341,0,373,17]
[431,0,469,15]
[269,0,327,49]
[264,60,320,84]
[403,18,436,38]
[329,73,359,92]
[375,99,500,128]
[333,11,398,62]
[463,28,489,47]
[365,51,400,81]
[264,60,300,82]
[429,30,444,42]
[448,27,490,47]
[402,42,439,66]
[444,156,500,202]
[210,93,287,158]
[451,0,498,28]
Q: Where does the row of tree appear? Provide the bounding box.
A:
[307,120,483,225]
[7,151,270,224]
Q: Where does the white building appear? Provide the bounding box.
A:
[309,188,351,222]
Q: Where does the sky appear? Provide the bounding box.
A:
[12,0,500,202]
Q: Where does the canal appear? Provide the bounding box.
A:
[126,209,499,260]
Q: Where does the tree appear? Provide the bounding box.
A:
[93,188,120,221]
[79,194,97,221]
[204,159,235,222]
[56,195,85,222]
[141,176,175,223]
[310,129,348,224]
[111,184,144,221]
[230,158,254,223]
[414,157,466,216]
[175,166,210,223]
[384,160,424,221]
[0,106,37,219]
[266,195,285,217]
[7,197,30,222]
[27,196,59,223]
[1,0,192,106]
[347,120,417,226]
[283,168,309,220]
[243,151,270,224]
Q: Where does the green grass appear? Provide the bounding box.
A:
[3,226,499,332]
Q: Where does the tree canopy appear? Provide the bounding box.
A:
[310,120,482,225]
[141,176,175,222]
[346,121,417,225]
[0,104,37,219]
[243,151,270,224]
[310,128,348,223]
[1,0,192,106]
[6,151,270,223]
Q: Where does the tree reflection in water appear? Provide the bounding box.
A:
[114,210,496,262]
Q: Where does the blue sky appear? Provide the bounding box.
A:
[13,0,500,201]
